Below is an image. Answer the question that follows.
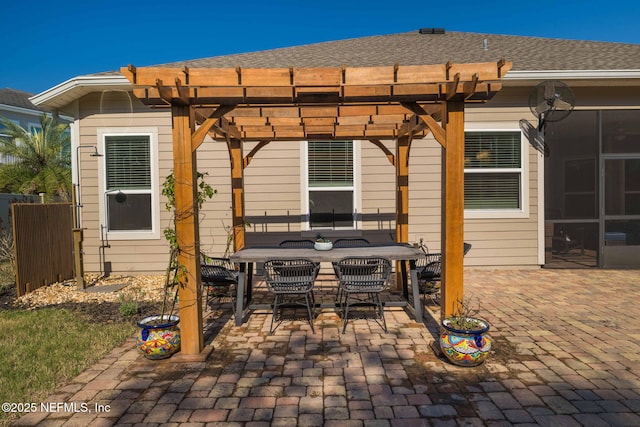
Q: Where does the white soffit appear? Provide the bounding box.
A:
[29,75,131,109]
[503,70,640,86]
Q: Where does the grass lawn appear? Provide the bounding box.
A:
[0,308,135,425]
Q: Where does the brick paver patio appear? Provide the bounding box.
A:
[15,268,640,426]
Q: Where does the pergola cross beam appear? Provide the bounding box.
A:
[123,62,507,142]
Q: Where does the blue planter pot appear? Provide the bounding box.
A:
[439,317,491,366]
[136,314,181,360]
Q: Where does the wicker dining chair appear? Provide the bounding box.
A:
[278,239,315,248]
[333,238,371,248]
[331,238,372,280]
[279,239,321,276]
[416,242,472,306]
[262,258,319,334]
[200,254,238,305]
[335,256,391,334]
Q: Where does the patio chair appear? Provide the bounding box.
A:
[200,254,238,305]
[416,242,472,306]
[279,239,315,248]
[333,238,370,248]
[335,256,391,334]
[279,239,320,276]
[263,258,319,334]
[332,238,371,279]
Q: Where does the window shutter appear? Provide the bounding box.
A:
[105,135,151,190]
[308,141,353,187]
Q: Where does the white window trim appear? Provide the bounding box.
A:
[300,140,362,231]
[97,127,160,240]
[463,127,529,219]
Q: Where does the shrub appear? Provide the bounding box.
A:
[118,293,140,317]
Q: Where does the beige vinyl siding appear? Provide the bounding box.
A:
[408,136,443,249]
[464,105,540,267]
[74,88,544,274]
[77,93,235,273]
[405,103,541,268]
[77,94,166,274]
[196,138,235,257]
[245,141,302,234]
[360,140,395,232]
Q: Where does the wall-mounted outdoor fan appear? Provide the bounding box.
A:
[520,80,575,156]
[529,80,575,130]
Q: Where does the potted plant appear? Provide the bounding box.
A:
[136,252,181,360]
[135,171,215,360]
[314,234,333,250]
[439,297,492,367]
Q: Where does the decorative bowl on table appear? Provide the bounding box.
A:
[314,241,333,250]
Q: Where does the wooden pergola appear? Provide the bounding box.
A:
[122,60,511,357]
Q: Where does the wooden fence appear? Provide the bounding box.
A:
[12,203,74,296]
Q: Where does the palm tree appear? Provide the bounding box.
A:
[0,114,71,201]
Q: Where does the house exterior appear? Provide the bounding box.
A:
[0,88,61,165]
[0,88,70,229]
[0,88,48,130]
[30,31,640,274]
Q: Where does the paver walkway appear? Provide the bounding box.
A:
[15,268,640,426]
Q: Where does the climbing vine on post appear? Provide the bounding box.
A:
[161,170,216,253]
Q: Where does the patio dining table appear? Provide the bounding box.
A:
[229,243,424,326]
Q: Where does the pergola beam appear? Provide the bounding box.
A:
[401,102,446,147]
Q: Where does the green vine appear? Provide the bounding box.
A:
[158,170,216,320]
[161,171,216,253]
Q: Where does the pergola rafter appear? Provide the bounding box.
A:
[123,62,507,142]
[122,60,512,358]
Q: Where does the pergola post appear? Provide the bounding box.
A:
[172,105,204,355]
[441,100,465,318]
[229,138,246,252]
[395,134,411,289]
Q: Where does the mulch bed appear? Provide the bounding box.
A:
[0,275,168,325]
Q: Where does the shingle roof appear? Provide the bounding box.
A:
[0,88,46,111]
[151,31,640,71]
[34,30,640,110]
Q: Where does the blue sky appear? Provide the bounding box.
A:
[2,0,640,95]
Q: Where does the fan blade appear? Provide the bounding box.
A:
[543,81,557,100]
[553,99,574,111]
[536,99,552,115]
[529,80,574,125]
[519,119,545,154]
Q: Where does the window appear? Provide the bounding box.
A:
[464,131,525,216]
[28,122,42,136]
[306,140,355,229]
[100,130,158,239]
[0,119,20,165]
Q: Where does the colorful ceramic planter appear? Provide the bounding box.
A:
[439,317,491,367]
[136,314,181,360]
